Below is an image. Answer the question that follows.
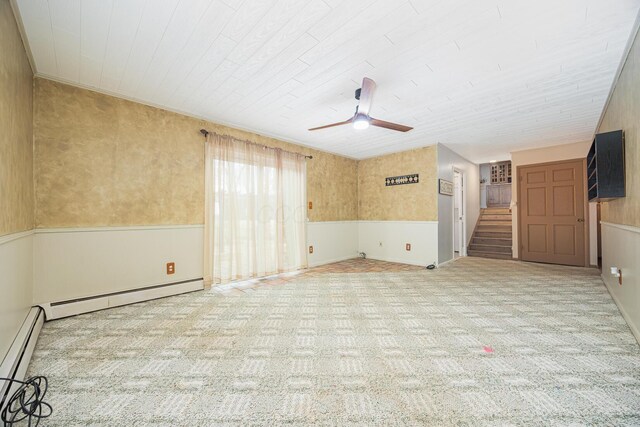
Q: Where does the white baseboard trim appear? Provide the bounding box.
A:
[365,255,429,268]
[308,255,357,268]
[436,257,459,267]
[40,279,204,320]
[0,307,44,410]
[602,273,640,345]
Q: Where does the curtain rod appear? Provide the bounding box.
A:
[200,129,313,159]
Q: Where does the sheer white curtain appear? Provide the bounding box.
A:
[204,133,307,285]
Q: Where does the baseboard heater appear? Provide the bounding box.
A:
[0,307,45,412]
[39,278,204,320]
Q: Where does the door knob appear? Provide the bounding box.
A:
[577,218,585,222]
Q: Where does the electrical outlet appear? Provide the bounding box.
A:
[309,246,314,254]
[166,262,175,275]
[611,267,623,285]
[406,243,411,251]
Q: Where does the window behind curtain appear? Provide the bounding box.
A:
[204,134,307,285]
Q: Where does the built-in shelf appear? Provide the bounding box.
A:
[587,130,625,202]
[490,161,511,184]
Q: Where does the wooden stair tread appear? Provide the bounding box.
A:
[482,208,510,213]
[471,238,512,246]
[471,237,513,246]
[468,247,512,253]
[469,208,513,261]
[469,244,512,253]
[467,250,513,260]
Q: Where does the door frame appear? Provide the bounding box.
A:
[515,157,590,267]
[452,168,466,257]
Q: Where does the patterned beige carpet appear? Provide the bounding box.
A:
[28,258,640,426]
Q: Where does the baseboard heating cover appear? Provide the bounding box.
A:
[0,307,45,412]
[40,278,204,320]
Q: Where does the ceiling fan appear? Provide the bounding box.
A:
[309,77,413,132]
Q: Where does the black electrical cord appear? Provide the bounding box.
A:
[0,376,51,426]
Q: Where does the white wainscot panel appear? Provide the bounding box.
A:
[601,222,640,343]
[0,231,34,363]
[357,221,439,267]
[307,221,359,267]
[33,225,204,304]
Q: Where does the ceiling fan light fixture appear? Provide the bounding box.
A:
[309,77,412,133]
[353,114,370,130]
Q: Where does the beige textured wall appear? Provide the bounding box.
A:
[599,28,640,228]
[357,146,438,221]
[0,0,34,236]
[34,78,357,227]
[0,0,34,366]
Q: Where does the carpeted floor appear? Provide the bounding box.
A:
[28,257,640,426]
[211,257,424,295]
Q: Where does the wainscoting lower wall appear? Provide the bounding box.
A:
[357,221,439,267]
[31,221,441,310]
[32,222,362,306]
[307,221,359,267]
[601,222,640,343]
[33,225,204,305]
[0,231,34,364]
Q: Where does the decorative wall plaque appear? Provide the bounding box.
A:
[438,179,454,196]
[385,174,419,186]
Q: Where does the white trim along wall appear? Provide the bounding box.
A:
[0,230,34,365]
[600,222,640,343]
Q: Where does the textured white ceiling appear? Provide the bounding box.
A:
[14,0,640,162]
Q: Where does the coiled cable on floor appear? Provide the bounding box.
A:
[0,376,52,426]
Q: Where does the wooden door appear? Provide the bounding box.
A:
[518,159,586,266]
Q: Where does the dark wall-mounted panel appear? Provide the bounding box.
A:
[587,130,625,202]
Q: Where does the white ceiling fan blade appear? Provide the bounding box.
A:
[357,77,376,116]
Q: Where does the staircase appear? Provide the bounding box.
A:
[468,207,513,260]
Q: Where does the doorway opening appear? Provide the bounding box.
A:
[453,169,466,258]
